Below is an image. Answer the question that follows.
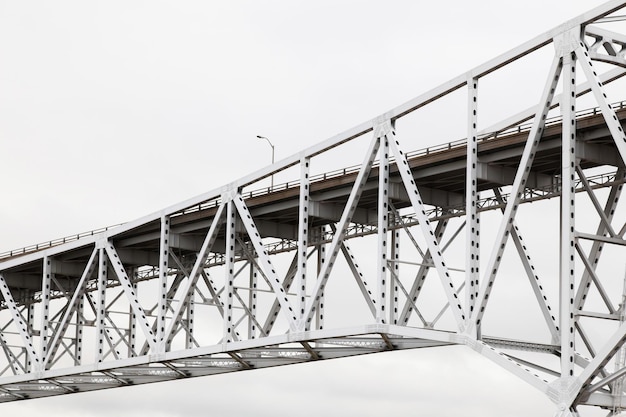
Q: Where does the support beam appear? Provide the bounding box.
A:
[466,76,480,322]
[157,216,170,350]
[585,26,626,67]
[560,43,577,379]
[39,257,52,370]
[224,201,236,343]
[95,248,107,363]
[297,157,311,321]
[377,133,390,324]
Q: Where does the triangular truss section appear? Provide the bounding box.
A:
[1,3,626,416]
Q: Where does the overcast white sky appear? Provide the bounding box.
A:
[0,1,622,416]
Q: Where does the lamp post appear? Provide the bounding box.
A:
[256,135,275,189]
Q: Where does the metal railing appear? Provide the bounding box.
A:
[0,224,124,260]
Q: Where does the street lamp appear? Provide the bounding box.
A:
[256,135,275,189]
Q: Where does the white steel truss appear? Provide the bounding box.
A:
[2,3,626,416]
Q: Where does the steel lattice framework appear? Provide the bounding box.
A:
[3,2,626,416]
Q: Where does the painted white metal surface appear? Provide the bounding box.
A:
[0,3,626,417]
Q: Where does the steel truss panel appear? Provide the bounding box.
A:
[2,3,626,417]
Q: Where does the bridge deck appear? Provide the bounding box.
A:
[1,105,625,300]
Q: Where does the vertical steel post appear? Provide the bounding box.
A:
[316,229,326,331]
[186,297,195,349]
[157,215,170,351]
[26,303,35,373]
[297,157,311,326]
[377,135,389,324]
[390,228,400,325]
[560,45,577,379]
[39,257,52,369]
[466,77,480,326]
[74,290,85,366]
[248,264,257,339]
[96,247,107,363]
[128,269,137,357]
[224,200,236,343]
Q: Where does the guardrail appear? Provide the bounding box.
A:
[0,224,124,260]
[1,100,624,261]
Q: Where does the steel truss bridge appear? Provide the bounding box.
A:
[3,2,626,416]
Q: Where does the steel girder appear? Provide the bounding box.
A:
[2,3,626,417]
